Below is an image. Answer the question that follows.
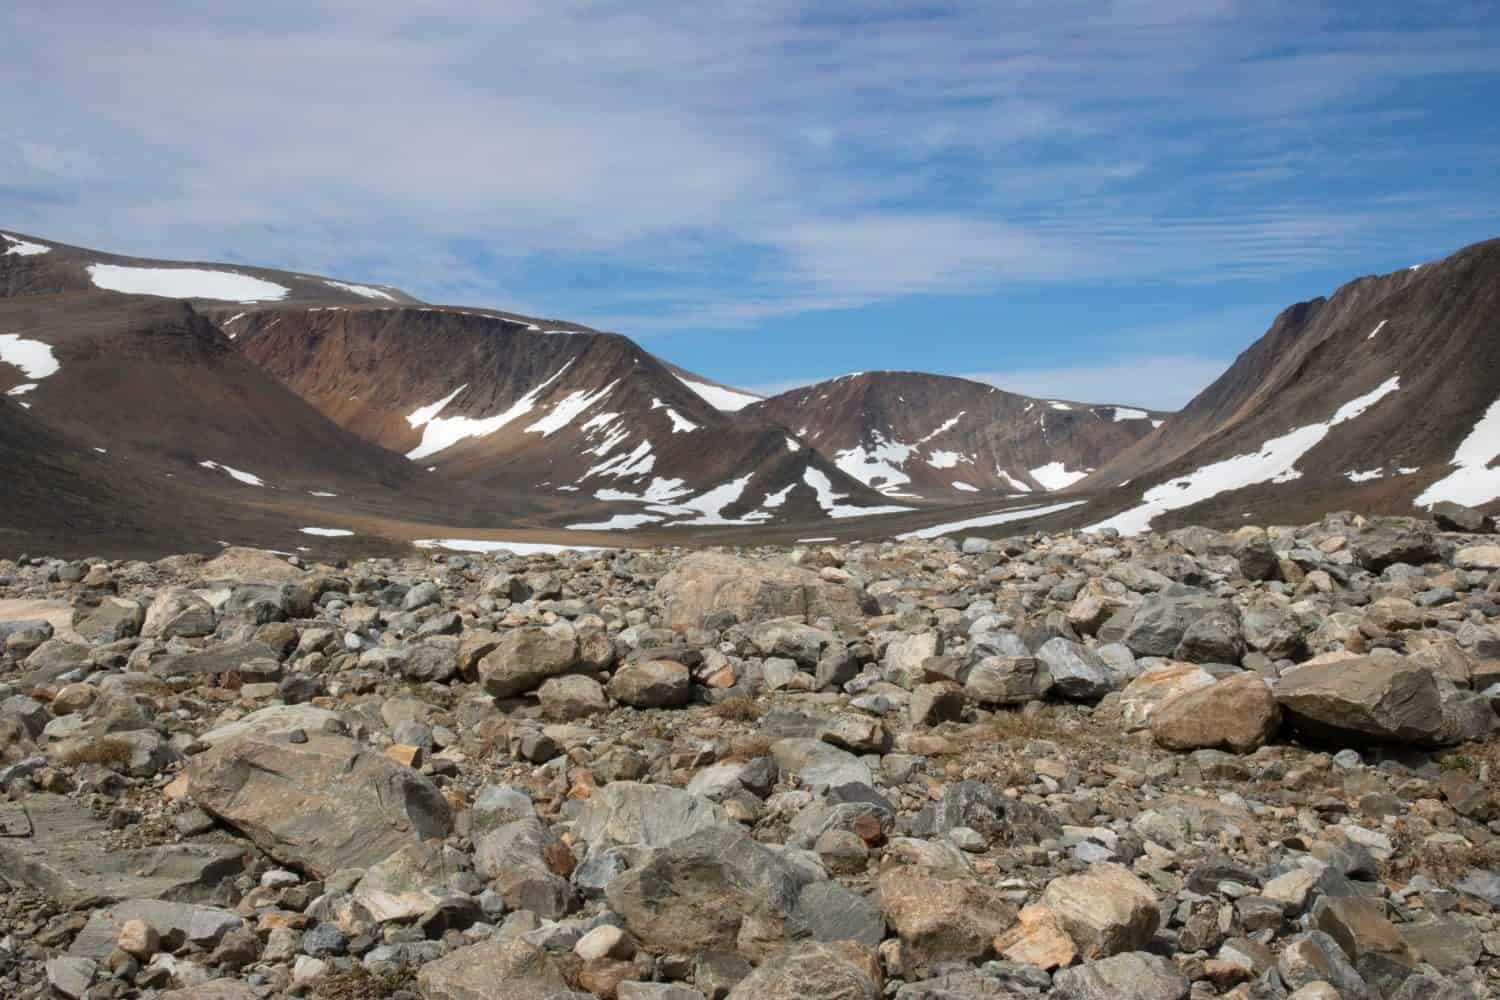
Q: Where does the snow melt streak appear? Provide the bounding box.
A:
[898,501,1087,540]
[1415,397,1500,508]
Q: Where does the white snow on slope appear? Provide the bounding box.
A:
[406,363,572,460]
[667,476,767,525]
[526,381,618,437]
[927,449,968,469]
[997,469,1032,493]
[1093,375,1402,536]
[650,398,699,433]
[785,437,800,453]
[1112,407,1148,422]
[1346,469,1384,483]
[953,481,979,492]
[566,513,663,531]
[406,384,468,429]
[676,375,761,412]
[324,279,397,302]
[199,460,266,487]
[897,500,1087,540]
[835,431,914,493]
[1048,401,1073,411]
[415,539,599,554]
[762,484,794,508]
[1029,461,1090,491]
[0,333,60,379]
[2,233,51,256]
[1151,419,1165,429]
[1415,396,1500,508]
[300,527,354,537]
[595,478,691,504]
[802,468,914,519]
[919,413,965,442]
[308,491,338,497]
[1366,320,1388,341]
[585,440,654,479]
[87,264,289,302]
[7,384,37,396]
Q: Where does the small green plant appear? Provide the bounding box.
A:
[1439,753,1474,772]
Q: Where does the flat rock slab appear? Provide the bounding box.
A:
[0,795,243,909]
[68,898,243,959]
[0,599,79,640]
[185,728,452,878]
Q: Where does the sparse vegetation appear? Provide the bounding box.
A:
[314,966,418,999]
[60,736,133,770]
[713,695,765,723]
[1439,753,1474,772]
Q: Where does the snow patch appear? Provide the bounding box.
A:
[1,233,50,256]
[406,363,572,460]
[300,527,354,537]
[6,383,37,397]
[1366,319,1388,341]
[675,375,760,412]
[1346,469,1384,483]
[1029,461,1089,491]
[585,440,654,480]
[1415,397,1500,508]
[199,460,266,487]
[996,469,1032,493]
[803,468,914,519]
[414,539,600,554]
[0,334,60,379]
[308,491,338,497]
[952,481,979,492]
[927,449,969,470]
[1048,401,1073,411]
[919,413,965,442]
[898,500,1087,540]
[1093,375,1402,535]
[566,514,663,531]
[87,264,289,302]
[526,381,618,437]
[1111,407,1148,422]
[835,431,914,493]
[785,437,800,453]
[324,279,397,302]
[762,484,794,508]
[650,398,699,433]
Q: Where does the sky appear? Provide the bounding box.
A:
[3,2,1499,409]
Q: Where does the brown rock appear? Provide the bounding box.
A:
[994,904,1077,970]
[1151,672,1281,753]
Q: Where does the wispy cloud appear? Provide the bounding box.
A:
[2,1,1497,336]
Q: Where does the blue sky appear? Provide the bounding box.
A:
[3,2,1499,408]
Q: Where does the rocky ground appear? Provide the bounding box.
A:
[2,503,1500,1000]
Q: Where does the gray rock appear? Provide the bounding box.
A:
[537,674,610,720]
[608,658,691,707]
[1052,952,1189,1000]
[726,941,880,999]
[965,656,1052,705]
[1035,637,1115,699]
[45,956,97,999]
[658,553,874,629]
[1275,656,1449,746]
[478,622,579,698]
[771,737,873,790]
[575,781,729,849]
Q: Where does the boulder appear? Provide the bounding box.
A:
[1052,952,1189,1000]
[478,622,579,698]
[184,728,451,879]
[1150,672,1281,753]
[964,656,1052,706]
[575,782,729,850]
[1354,523,1439,572]
[1274,656,1450,746]
[1118,664,1216,732]
[605,825,812,957]
[537,674,610,720]
[771,738,872,790]
[1039,863,1160,959]
[1035,637,1115,699]
[416,938,579,1000]
[658,553,873,628]
[878,868,1018,975]
[607,659,691,708]
[726,941,881,1000]
[1432,501,1493,534]
[141,588,216,639]
[1455,544,1500,571]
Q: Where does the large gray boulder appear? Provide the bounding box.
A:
[184,728,451,878]
[1035,637,1115,699]
[478,622,579,698]
[964,656,1052,705]
[416,938,580,1000]
[1052,952,1189,1000]
[575,782,729,850]
[658,553,873,628]
[1274,657,1453,746]
[726,941,881,1000]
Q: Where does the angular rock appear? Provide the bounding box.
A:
[607,659,691,708]
[1150,671,1281,753]
[658,553,874,629]
[416,938,577,1000]
[964,656,1051,706]
[1036,637,1115,699]
[1274,656,1449,746]
[478,622,579,698]
[1118,664,1216,732]
[575,782,729,850]
[537,674,610,720]
[1052,952,1189,1000]
[726,941,881,1000]
[1039,862,1160,960]
[879,867,1018,975]
[771,738,872,790]
[184,728,451,879]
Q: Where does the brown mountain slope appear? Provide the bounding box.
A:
[1077,238,1500,533]
[232,305,912,530]
[740,371,1167,497]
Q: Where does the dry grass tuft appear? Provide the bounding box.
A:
[60,736,133,770]
[713,696,765,723]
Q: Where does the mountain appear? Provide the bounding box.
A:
[1078,238,1500,533]
[741,371,1167,498]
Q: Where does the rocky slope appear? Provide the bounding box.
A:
[1,509,1498,999]
[1082,239,1500,534]
[742,371,1168,497]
